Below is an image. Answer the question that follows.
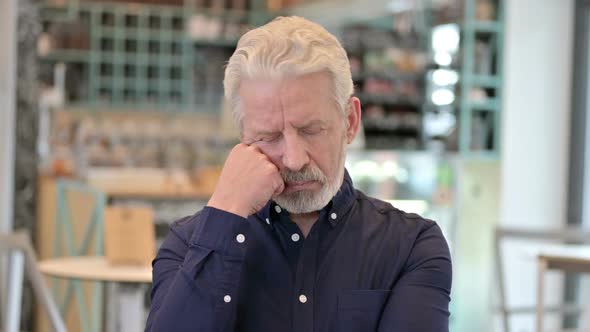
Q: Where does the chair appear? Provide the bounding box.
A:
[0,230,67,332]
[52,179,106,332]
[495,226,590,332]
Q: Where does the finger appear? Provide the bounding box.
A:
[234,143,248,151]
[245,143,261,153]
[271,173,285,198]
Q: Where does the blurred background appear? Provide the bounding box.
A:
[0,0,588,331]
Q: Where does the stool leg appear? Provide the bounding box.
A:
[495,234,510,332]
[5,250,24,332]
[105,282,118,332]
[582,296,590,331]
[118,283,144,332]
[536,258,547,332]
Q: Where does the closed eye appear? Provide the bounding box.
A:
[258,133,281,143]
[299,125,323,136]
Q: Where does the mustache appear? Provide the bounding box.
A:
[281,166,326,183]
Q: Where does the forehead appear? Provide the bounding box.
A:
[238,72,338,129]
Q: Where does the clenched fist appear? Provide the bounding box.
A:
[207,144,284,218]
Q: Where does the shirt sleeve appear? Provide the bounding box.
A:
[145,207,250,332]
[377,222,452,332]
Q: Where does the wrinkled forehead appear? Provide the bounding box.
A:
[239,73,339,127]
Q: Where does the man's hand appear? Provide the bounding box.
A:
[207,144,284,218]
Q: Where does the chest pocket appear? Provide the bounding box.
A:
[336,289,390,332]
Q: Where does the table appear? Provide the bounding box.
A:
[39,256,152,332]
[39,256,152,283]
[536,245,590,332]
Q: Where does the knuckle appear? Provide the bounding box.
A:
[231,145,243,155]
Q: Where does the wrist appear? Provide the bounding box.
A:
[207,196,250,218]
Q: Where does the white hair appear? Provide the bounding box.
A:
[223,16,354,128]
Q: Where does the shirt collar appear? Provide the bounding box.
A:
[256,168,356,228]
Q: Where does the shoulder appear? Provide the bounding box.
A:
[354,190,450,266]
[354,190,439,236]
[350,190,451,289]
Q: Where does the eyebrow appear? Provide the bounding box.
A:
[293,119,327,129]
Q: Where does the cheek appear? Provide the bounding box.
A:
[309,137,342,168]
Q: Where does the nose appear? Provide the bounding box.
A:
[281,134,309,172]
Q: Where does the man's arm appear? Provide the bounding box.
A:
[377,223,452,332]
[145,144,284,332]
[145,207,249,332]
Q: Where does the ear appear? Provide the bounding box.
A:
[345,97,362,144]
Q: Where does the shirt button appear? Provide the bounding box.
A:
[275,205,282,213]
[291,233,300,242]
[330,212,337,220]
[236,234,246,243]
[265,218,270,225]
[299,294,308,304]
[224,295,231,303]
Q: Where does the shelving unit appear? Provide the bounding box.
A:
[339,1,504,155]
[458,0,504,156]
[38,0,275,112]
[341,11,432,150]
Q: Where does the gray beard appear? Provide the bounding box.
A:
[274,166,344,214]
[274,184,334,213]
[274,138,348,214]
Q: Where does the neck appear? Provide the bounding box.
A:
[290,211,320,238]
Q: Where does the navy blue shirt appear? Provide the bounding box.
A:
[145,171,452,332]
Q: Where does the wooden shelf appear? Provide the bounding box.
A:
[352,71,423,82]
[103,189,213,200]
[357,93,422,108]
[39,49,90,62]
[469,98,500,111]
[473,21,502,33]
[86,167,218,200]
[363,124,420,136]
[471,75,501,89]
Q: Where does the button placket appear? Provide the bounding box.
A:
[292,224,318,332]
